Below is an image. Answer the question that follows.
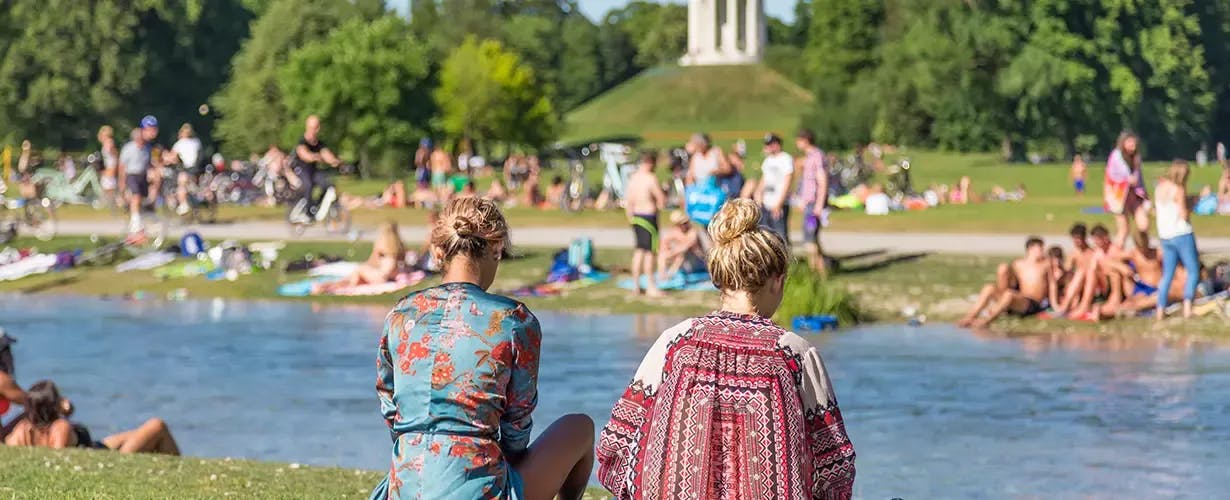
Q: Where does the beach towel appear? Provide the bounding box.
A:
[116,252,177,272]
[154,260,215,280]
[507,272,610,297]
[1104,149,1133,215]
[316,271,428,297]
[0,253,56,281]
[277,276,336,297]
[617,271,717,292]
[308,261,360,277]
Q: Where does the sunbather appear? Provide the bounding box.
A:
[5,380,179,455]
[313,222,407,294]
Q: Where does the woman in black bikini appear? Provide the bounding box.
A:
[4,380,180,455]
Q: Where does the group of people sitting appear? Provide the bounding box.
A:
[369,196,856,500]
[960,160,1226,328]
[0,331,180,455]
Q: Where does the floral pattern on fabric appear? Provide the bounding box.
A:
[597,311,855,499]
[371,282,541,500]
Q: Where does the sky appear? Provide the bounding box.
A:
[387,1,796,23]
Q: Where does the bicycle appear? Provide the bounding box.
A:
[287,182,350,237]
[0,180,57,243]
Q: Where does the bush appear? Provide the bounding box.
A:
[773,264,863,327]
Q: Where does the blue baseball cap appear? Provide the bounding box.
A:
[420,138,433,148]
[140,115,159,128]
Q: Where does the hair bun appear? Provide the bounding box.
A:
[708,199,761,246]
[452,218,477,238]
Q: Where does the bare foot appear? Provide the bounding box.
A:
[645,287,666,298]
[956,317,975,328]
[970,318,991,329]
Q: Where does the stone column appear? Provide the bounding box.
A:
[687,0,699,56]
[745,0,760,57]
[723,0,739,55]
[704,0,718,56]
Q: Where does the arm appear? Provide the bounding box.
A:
[1176,184,1190,221]
[1047,271,1060,310]
[295,144,321,164]
[321,148,341,168]
[652,179,667,211]
[47,419,74,449]
[376,312,400,436]
[500,306,541,460]
[797,346,856,498]
[0,372,25,406]
[775,171,795,213]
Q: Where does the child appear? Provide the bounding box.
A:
[1071,154,1087,195]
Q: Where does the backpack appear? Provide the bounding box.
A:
[180,232,205,257]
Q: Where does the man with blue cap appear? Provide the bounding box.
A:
[119,116,161,233]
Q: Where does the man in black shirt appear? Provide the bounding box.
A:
[290,115,341,219]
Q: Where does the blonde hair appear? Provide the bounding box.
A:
[373,221,407,260]
[706,199,791,292]
[431,197,509,266]
[98,125,113,139]
[1164,159,1190,187]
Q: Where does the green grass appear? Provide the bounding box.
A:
[774,264,863,326]
[563,65,814,145]
[0,447,613,499]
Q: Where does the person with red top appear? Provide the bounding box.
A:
[0,330,26,436]
[597,199,856,499]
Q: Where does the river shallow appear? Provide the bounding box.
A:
[2,295,1227,498]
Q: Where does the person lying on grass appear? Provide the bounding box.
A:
[313,222,407,295]
[958,236,1057,328]
[4,380,179,455]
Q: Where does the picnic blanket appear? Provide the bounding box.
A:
[277,276,336,297]
[0,254,56,281]
[617,271,717,292]
[117,252,177,272]
[507,272,610,298]
[154,260,215,280]
[278,271,428,297]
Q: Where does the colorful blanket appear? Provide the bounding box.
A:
[278,271,428,297]
[617,271,716,292]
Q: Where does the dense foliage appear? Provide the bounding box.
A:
[4,0,1229,165]
[782,0,1225,158]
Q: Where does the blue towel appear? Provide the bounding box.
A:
[617,271,716,291]
[278,276,336,297]
[1080,206,1107,215]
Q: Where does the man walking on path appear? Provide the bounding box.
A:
[625,152,667,297]
[795,129,829,274]
[757,133,793,244]
[119,116,160,234]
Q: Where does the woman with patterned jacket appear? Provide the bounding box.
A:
[370,197,594,500]
[597,198,856,499]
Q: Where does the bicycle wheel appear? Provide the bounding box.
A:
[25,199,57,241]
[324,204,351,235]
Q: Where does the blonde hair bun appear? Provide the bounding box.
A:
[708,199,762,246]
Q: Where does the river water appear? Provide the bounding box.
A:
[2,295,1227,498]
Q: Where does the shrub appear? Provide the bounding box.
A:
[773,264,863,327]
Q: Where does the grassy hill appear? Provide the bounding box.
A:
[563,65,814,145]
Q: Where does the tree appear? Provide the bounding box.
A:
[557,14,603,109]
[0,0,252,148]
[634,3,687,67]
[800,0,885,148]
[211,0,360,155]
[279,16,434,177]
[434,37,557,149]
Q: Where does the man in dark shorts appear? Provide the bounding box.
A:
[795,129,829,274]
[625,152,666,297]
[119,116,160,234]
[958,237,1058,328]
[290,115,341,222]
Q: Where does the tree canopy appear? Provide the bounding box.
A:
[434,38,557,150]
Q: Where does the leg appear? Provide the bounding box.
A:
[1057,269,1086,313]
[995,263,1015,291]
[1157,238,1180,319]
[643,250,663,297]
[958,284,999,327]
[971,290,1029,328]
[512,414,595,500]
[101,418,180,455]
[1113,213,1129,249]
[1073,264,1101,315]
[630,249,644,294]
[177,171,190,209]
[1175,233,1202,318]
[1133,204,1151,239]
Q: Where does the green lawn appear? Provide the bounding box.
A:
[562,65,814,145]
[0,447,612,500]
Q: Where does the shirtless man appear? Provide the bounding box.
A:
[1055,223,1096,312]
[657,211,705,281]
[1096,233,1189,318]
[626,152,666,297]
[1069,224,1126,317]
[958,237,1057,328]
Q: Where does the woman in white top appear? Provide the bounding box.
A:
[97,126,120,207]
[1154,160,1200,319]
[686,132,729,186]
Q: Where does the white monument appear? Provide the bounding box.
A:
[680,0,766,66]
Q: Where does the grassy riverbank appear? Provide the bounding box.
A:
[3,236,1225,337]
[0,447,612,499]
[48,150,1230,237]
